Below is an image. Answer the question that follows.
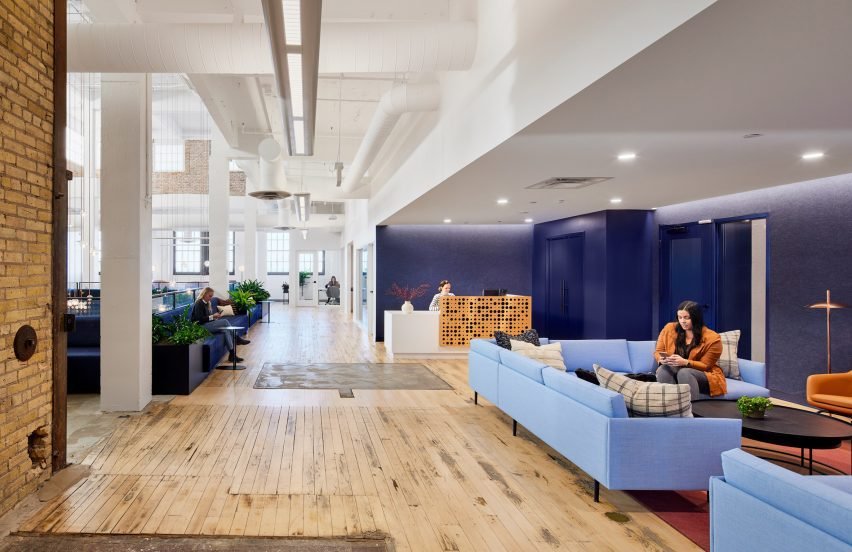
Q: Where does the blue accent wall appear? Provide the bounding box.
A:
[375,225,534,341]
[655,173,852,402]
[532,210,654,340]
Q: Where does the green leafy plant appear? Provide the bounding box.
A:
[236,279,270,302]
[228,289,257,315]
[152,314,170,344]
[166,309,211,345]
[736,396,774,418]
[299,271,313,286]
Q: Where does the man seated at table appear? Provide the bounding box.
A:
[190,287,249,362]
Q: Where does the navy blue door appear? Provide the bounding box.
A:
[546,234,584,339]
[717,220,752,358]
[659,223,715,330]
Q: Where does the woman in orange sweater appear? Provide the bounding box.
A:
[655,300,726,399]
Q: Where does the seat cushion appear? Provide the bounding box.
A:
[509,340,566,370]
[595,365,693,417]
[542,367,628,418]
[708,378,770,400]
[810,394,852,410]
[559,339,632,373]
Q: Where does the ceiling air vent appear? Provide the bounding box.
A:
[526,176,612,190]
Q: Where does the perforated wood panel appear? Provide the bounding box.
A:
[439,296,532,346]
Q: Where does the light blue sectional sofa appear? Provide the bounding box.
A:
[468,338,745,501]
[470,337,769,404]
[711,449,852,551]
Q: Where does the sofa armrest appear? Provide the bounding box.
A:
[738,358,766,387]
[607,417,742,489]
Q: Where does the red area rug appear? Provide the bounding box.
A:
[628,440,851,551]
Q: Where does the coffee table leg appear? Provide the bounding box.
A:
[800,448,804,467]
[809,448,813,475]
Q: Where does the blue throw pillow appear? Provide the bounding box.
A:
[494,329,540,350]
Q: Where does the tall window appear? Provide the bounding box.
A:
[267,232,290,274]
[174,231,203,274]
[318,250,326,276]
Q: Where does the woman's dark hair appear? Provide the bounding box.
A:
[438,280,450,291]
[674,300,705,355]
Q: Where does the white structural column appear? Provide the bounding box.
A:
[100,73,152,412]
[243,198,257,280]
[208,127,230,296]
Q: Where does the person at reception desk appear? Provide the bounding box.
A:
[428,280,455,311]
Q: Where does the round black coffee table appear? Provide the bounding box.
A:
[692,400,852,475]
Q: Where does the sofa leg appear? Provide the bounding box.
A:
[593,480,600,503]
[512,419,517,436]
[474,391,478,405]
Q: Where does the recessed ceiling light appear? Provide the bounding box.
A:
[617,152,637,161]
[524,218,533,223]
[743,133,763,139]
[443,218,452,224]
[497,198,509,205]
[610,198,623,204]
[802,151,824,160]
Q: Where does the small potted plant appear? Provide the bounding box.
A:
[387,282,431,314]
[736,396,774,419]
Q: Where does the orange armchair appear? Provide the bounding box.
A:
[807,371,852,416]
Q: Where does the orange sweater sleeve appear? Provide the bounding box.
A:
[654,323,674,363]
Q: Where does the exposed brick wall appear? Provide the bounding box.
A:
[0,0,55,516]
[153,139,246,196]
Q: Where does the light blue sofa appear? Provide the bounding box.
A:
[468,338,743,501]
[711,449,852,551]
[470,337,769,405]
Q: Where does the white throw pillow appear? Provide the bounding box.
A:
[717,330,741,380]
[217,304,235,317]
[594,364,693,417]
[510,339,566,370]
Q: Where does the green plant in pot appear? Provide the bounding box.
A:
[228,289,257,318]
[236,279,271,302]
[299,271,312,286]
[152,314,171,344]
[736,396,774,419]
[167,309,211,345]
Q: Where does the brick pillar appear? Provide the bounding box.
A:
[100,74,153,412]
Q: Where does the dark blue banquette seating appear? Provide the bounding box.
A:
[66,299,263,395]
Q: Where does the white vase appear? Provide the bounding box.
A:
[401,301,414,314]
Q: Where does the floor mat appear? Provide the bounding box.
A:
[1,534,390,551]
[629,440,851,551]
[253,362,453,392]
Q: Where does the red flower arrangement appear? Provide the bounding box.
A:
[386,282,431,302]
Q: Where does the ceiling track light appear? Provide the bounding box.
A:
[261,0,322,156]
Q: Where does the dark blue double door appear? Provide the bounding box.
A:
[659,220,756,358]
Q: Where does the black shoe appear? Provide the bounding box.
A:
[236,337,251,345]
[228,353,244,362]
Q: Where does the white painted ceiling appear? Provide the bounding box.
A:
[76,0,852,228]
[387,0,852,224]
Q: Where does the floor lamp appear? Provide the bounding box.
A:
[806,289,848,374]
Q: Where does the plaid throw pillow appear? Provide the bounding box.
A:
[494,329,540,350]
[717,330,741,380]
[594,365,693,417]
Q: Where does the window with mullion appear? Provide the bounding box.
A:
[266,231,290,275]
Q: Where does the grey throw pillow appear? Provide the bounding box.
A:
[494,329,540,350]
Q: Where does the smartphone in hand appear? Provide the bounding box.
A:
[658,352,669,359]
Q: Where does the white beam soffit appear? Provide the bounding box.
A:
[261,0,321,157]
[67,22,476,74]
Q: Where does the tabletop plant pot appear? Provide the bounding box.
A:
[737,396,773,420]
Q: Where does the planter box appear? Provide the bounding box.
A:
[152,342,207,395]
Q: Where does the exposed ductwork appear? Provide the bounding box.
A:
[340,83,441,192]
[68,22,476,74]
[248,138,291,200]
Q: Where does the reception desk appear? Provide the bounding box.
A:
[384,295,532,357]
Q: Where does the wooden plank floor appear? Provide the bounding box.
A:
[23,304,698,551]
